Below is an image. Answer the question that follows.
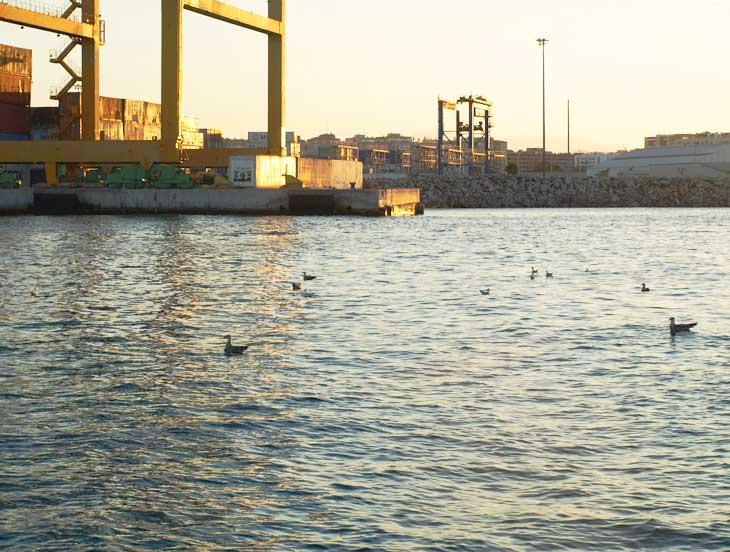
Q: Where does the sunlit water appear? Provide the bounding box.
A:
[1,209,729,551]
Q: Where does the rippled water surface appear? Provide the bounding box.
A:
[1,209,729,551]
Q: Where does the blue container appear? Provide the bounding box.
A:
[0,133,29,141]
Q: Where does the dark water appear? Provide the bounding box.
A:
[1,209,729,551]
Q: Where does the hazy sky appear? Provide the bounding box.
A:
[2,0,730,152]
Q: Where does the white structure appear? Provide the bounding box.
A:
[588,144,730,178]
[575,152,616,172]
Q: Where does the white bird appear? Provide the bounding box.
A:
[480,288,490,296]
[669,317,697,336]
[224,335,249,355]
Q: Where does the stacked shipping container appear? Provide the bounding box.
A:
[0,44,32,140]
[54,93,200,144]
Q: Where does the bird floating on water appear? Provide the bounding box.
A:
[546,271,554,278]
[303,272,317,281]
[530,273,536,281]
[669,317,697,336]
[531,266,539,276]
[224,335,249,355]
[641,283,650,292]
[480,288,490,296]
[292,282,302,291]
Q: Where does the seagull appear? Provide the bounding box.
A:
[641,283,650,292]
[303,272,317,281]
[669,317,697,336]
[531,266,539,276]
[30,289,38,297]
[292,282,302,291]
[545,271,554,278]
[480,288,490,296]
[224,335,249,355]
[530,273,536,281]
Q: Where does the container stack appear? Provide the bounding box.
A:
[181,116,204,149]
[31,107,60,141]
[0,44,32,141]
[100,96,124,140]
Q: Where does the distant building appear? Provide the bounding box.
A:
[224,131,300,156]
[301,134,358,161]
[645,132,730,149]
[507,148,576,174]
[574,152,617,173]
[589,144,730,178]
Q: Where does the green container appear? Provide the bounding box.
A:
[149,164,194,189]
[107,165,147,189]
[0,171,22,189]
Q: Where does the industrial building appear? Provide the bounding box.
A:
[645,132,730,149]
[588,144,730,178]
[507,149,576,174]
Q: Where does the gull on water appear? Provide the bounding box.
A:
[531,266,539,276]
[546,271,554,278]
[303,272,317,281]
[669,317,697,336]
[480,288,490,296]
[292,282,302,291]
[224,335,249,355]
[641,283,650,292]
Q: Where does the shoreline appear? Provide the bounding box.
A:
[375,175,730,209]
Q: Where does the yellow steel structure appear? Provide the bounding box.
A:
[0,0,287,181]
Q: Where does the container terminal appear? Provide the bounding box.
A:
[0,0,421,216]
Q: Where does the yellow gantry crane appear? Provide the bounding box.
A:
[0,0,286,183]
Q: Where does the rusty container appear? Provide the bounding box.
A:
[0,103,31,135]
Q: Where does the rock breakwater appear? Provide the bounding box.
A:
[375,175,730,208]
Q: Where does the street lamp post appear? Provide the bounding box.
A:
[537,38,548,178]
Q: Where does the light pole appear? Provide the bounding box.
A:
[537,38,548,177]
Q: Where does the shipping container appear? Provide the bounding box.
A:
[181,115,199,132]
[59,92,82,119]
[124,120,145,140]
[31,107,60,127]
[144,124,161,141]
[0,73,31,105]
[31,107,60,141]
[60,119,81,141]
[0,103,30,135]
[228,155,296,189]
[0,133,29,141]
[0,44,32,76]
[297,158,363,189]
[124,99,145,123]
[100,96,123,121]
[144,101,161,125]
[99,119,124,141]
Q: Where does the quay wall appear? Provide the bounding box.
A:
[377,175,730,208]
[0,188,422,216]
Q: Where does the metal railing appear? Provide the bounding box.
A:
[0,0,82,21]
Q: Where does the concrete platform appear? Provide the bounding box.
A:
[0,187,422,216]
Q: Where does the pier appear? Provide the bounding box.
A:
[0,187,422,216]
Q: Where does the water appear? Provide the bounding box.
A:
[1,209,729,551]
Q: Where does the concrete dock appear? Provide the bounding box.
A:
[0,187,422,216]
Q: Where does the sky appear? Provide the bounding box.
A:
[2,0,730,152]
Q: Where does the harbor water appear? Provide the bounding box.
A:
[1,209,729,551]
